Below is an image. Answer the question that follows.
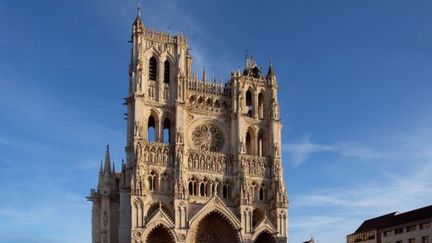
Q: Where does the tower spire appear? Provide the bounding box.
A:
[132,0,143,28]
[202,66,207,81]
[104,144,111,174]
[137,0,141,16]
[267,58,275,78]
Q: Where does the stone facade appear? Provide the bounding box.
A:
[88,10,289,243]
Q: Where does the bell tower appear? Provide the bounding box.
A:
[89,7,288,243]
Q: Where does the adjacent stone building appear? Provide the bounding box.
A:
[88,8,288,243]
[347,205,432,243]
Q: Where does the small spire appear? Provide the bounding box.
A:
[132,0,143,28]
[112,162,115,174]
[99,160,103,173]
[202,66,206,81]
[104,144,111,173]
[267,59,275,78]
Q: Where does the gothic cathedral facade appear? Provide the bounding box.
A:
[88,11,288,243]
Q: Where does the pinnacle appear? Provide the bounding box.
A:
[267,60,275,77]
[104,144,111,173]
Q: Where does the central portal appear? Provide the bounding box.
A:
[194,211,239,243]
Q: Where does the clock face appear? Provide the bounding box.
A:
[192,123,225,152]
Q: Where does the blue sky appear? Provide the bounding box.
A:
[0,0,431,242]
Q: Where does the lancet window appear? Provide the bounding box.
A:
[163,60,170,83]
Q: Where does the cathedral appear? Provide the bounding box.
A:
[88,8,289,243]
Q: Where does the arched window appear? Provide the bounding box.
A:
[188,181,194,196]
[189,95,196,104]
[148,171,157,191]
[163,118,170,144]
[197,96,204,105]
[246,90,253,117]
[259,187,264,200]
[200,183,205,196]
[163,60,170,83]
[258,92,264,119]
[206,98,212,107]
[246,130,255,155]
[148,115,156,142]
[223,185,228,199]
[214,100,220,109]
[149,57,157,81]
[257,133,264,157]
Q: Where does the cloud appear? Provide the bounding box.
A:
[286,125,432,241]
[295,159,432,210]
[283,126,432,166]
[282,137,390,166]
[282,138,336,166]
[289,159,432,242]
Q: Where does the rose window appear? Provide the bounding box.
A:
[192,124,225,152]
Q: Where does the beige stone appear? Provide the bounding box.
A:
[88,10,288,243]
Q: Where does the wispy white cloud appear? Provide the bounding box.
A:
[287,125,432,241]
[289,136,432,241]
[295,159,432,210]
[283,125,432,166]
[282,137,336,166]
[283,137,391,166]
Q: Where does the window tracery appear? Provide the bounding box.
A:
[192,124,225,152]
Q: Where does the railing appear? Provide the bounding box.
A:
[186,78,231,96]
[144,30,187,44]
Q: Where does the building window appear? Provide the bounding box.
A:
[246,131,253,155]
[394,228,403,234]
[258,92,264,119]
[422,236,429,243]
[200,183,205,196]
[148,171,157,191]
[257,133,263,156]
[383,230,392,237]
[163,60,170,83]
[396,241,403,243]
[149,56,157,81]
[246,90,253,117]
[407,224,417,232]
[147,115,157,142]
[408,238,416,243]
[162,118,170,144]
[420,222,431,230]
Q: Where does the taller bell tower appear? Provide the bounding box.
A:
[89,8,288,243]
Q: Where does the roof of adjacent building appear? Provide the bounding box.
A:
[353,205,432,234]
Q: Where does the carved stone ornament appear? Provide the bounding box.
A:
[192,123,224,152]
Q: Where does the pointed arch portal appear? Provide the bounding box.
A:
[146,224,175,243]
[193,211,239,243]
[254,230,276,243]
